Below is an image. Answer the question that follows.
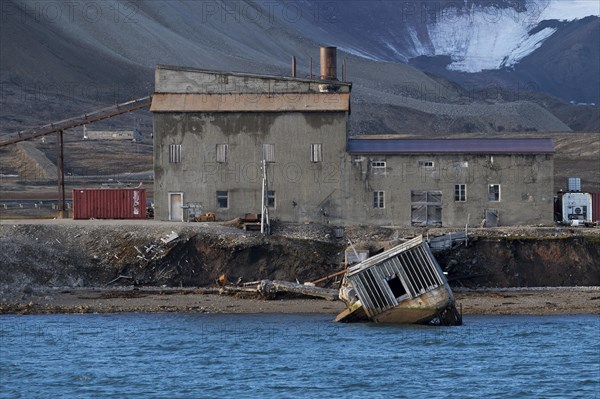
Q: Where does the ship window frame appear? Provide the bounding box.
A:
[386,275,407,299]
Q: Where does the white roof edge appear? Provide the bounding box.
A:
[348,235,423,276]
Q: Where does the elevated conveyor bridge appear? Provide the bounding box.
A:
[0,96,153,217]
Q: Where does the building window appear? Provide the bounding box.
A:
[216,144,228,163]
[418,160,434,168]
[216,191,228,208]
[411,191,442,227]
[488,184,501,202]
[373,191,385,208]
[169,144,182,163]
[267,191,276,208]
[371,160,386,169]
[263,143,274,163]
[453,161,469,168]
[310,144,322,163]
[455,184,467,202]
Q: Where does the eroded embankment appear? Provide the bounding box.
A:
[0,222,342,298]
[0,222,599,300]
[437,236,600,288]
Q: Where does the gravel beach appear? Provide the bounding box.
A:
[2,287,598,316]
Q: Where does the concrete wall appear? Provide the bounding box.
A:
[154,111,554,226]
[155,65,351,94]
[153,111,350,222]
[346,153,554,226]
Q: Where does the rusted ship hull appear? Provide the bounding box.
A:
[372,285,454,324]
[335,285,457,324]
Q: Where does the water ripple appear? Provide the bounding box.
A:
[1,314,598,398]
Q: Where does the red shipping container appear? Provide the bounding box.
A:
[592,193,600,223]
[73,188,146,220]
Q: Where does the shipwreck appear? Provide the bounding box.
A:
[336,236,462,325]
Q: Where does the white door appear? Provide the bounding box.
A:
[169,193,183,221]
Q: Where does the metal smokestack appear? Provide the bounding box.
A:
[320,46,337,81]
[291,56,297,78]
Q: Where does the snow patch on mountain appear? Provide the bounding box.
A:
[501,27,557,68]
[539,0,600,21]
[426,2,561,72]
[417,0,598,72]
[340,0,598,73]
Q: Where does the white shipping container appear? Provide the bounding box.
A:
[562,192,592,224]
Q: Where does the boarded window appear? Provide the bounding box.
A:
[267,190,276,208]
[169,144,182,163]
[411,190,442,227]
[373,191,385,208]
[216,144,228,163]
[263,144,274,163]
[310,144,322,163]
[216,191,228,208]
[455,184,467,202]
[488,184,501,202]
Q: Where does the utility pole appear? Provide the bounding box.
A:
[260,159,270,235]
[56,129,66,218]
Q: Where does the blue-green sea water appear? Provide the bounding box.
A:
[1,314,598,398]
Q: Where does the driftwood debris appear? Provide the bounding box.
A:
[258,280,339,301]
[223,279,339,301]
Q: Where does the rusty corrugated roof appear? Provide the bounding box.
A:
[151,93,350,112]
[347,138,555,154]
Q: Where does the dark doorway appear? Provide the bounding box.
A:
[386,275,407,298]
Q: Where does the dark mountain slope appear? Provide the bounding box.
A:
[0,0,581,134]
[515,16,599,104]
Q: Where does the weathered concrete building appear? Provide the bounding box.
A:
[151,48,555,227]
[346,137,554,227]
[150,52,352,222]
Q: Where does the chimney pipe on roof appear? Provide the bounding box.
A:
[291,56,296,78]
[320,46,337,81]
